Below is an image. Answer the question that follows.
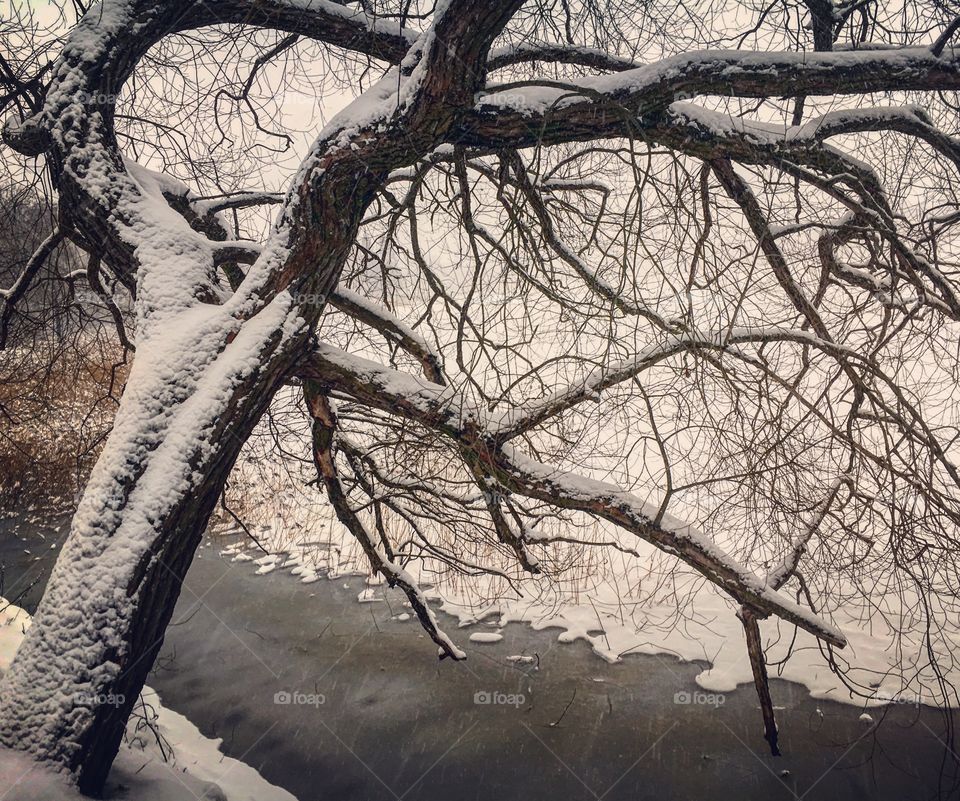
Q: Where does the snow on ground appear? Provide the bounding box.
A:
[0,745,226,801]
[0,598,297,801]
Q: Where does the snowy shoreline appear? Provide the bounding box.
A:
[0,596,296,801]
[219,525,956,711]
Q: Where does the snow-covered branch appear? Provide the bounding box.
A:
[299,342,847,647]
[458,47,960,149]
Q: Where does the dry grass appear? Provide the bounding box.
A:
[0,335,126,510]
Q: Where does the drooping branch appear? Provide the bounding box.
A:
[709,158,960,500]
[480,443,845,647]
[303,383,466,660]
[710,157,834,338]
[739,476,849,756]
[298,342,847,648]
[740,607,781,755]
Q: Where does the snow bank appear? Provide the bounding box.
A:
[0,745,226,801]
[0,599,297,801]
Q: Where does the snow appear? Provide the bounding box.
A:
[433,575,941,707]
[357,587,381,603]
[276,0,417,43]
[225,509,956,710]
[478,47,955,116]
[487,41,638,70]
[136,686,292,801]
[468,632,504,644]
[0,746,226,801]
[256,554,280,575]
[313,341,473,428]
[0,598,297,801]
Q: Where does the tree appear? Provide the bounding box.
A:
[2,0,960,795]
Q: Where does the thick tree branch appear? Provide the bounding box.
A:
[298,343,846,648]
[455,47,960,149]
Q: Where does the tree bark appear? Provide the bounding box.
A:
[740,607,781,756]
[74,376,290,793]
[0,1,521,793]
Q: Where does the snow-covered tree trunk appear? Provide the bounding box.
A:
[0,359,297,793]
[3,0,960,793]
[0,0,522,793]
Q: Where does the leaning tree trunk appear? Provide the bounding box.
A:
[0,165,373,791]
[0,301,316,794]
[0,191,376,790]
[0,0,520,794]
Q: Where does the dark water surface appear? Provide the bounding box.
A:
[2,514,958,801]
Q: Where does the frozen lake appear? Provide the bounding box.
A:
[2,513,958,801]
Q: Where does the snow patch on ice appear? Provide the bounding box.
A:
[469,631,504,644]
